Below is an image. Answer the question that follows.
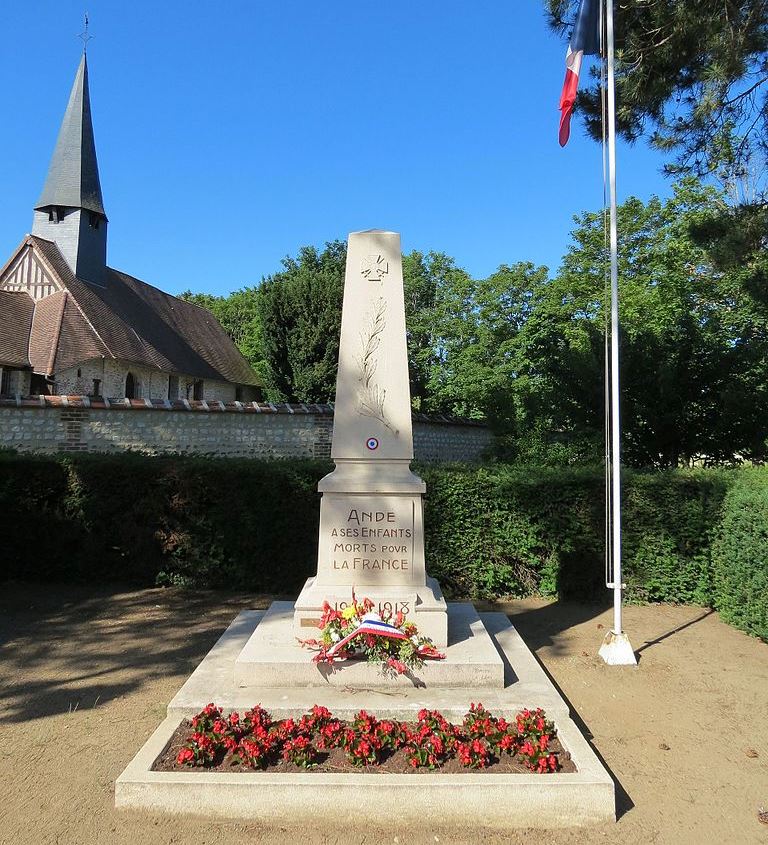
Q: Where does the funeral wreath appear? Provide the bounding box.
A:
[299,593,445,675]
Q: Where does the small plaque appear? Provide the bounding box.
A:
[300,618,321,628]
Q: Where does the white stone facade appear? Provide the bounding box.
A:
[53,358,256,402]
[0,368,31,396]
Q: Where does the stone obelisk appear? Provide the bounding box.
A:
[293,230,447,646]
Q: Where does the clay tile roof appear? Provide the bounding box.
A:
[0,290,34,368]
[28,290,67,374]
[55,293,111,373]
[27,236,259,385]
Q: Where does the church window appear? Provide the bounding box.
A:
[88,212,101,229]
[125,372,136,399]
[77,368,82,377]
[91,379,101,397]
[193,380,204,400]
[168,375,179,399]
[235,385,243,401]
[0,368,10,396]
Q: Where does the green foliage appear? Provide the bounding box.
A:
[420,463,732,602]
[0,452,327,592]
[533,180,768,466]
[257,242,346,402]
[546,0,768,196]
[711,469,768,640]
[547,1,767,332]
[620,472,731,604]
[402,251,457,412]
[176,179,766,468]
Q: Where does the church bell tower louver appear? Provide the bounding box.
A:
[31,53,107,283]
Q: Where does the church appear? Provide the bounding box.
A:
[0,53,261,403]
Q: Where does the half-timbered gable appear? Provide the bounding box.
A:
[0,241,63,301]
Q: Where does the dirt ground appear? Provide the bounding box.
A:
[0,584,766,845]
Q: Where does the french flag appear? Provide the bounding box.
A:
[559,0,601,146]
[326,615,409,657]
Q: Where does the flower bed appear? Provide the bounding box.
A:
[153,703,575,775]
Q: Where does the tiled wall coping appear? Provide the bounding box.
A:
[0,395,488,428]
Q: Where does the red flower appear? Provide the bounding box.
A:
[176,747,195,765]
[386,657,408,675]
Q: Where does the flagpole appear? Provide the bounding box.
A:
[599,0,636,666]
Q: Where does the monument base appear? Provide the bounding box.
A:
[293,574,448,647]
[598,630,638,666]
[115,604,617,827]
[237,600,501,689]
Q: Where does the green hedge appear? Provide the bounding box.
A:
[0,452,326,593]
[710,470,768,640]
[0,453,764,641]
[420,464,731,603]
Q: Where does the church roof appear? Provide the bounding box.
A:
[2,236,259,386]
[34,54,106,218]
[0,290,35,368]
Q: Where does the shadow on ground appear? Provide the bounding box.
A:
[0,582,276,724]
[476,597,611,654]
[477,597,636,820]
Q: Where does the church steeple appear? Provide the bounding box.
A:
[32,53,108,282]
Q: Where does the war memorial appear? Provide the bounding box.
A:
[115,230,615,828]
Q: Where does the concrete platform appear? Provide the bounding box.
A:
[167,607,570,720]
[116,712,615,828]
[115,605,616,827]
[235,601,505,690]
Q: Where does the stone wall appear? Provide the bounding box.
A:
[0,397,493,462]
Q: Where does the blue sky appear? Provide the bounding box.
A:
[0,1,673,296]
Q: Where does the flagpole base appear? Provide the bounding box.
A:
[598,630,637,666]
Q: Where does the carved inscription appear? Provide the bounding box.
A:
[331,508,411,572]
[332,599,411,616]
[320,497,417,585]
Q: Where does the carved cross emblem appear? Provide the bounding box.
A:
[360,254,389,281]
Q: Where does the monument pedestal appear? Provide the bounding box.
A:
[295,463,448,647]
[294,575,448,647]
[116,603,617,828]
[243,600,497,689]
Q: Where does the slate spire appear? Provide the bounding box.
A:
[35,53,106,219]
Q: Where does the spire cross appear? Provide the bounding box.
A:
[78,13,93,53]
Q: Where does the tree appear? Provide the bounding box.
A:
[426,262,550,424]
[402,251,473,413]
[256,244,485,409]
[257,241,346,403]
[530,179,768,466]
[546,0,768,198]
